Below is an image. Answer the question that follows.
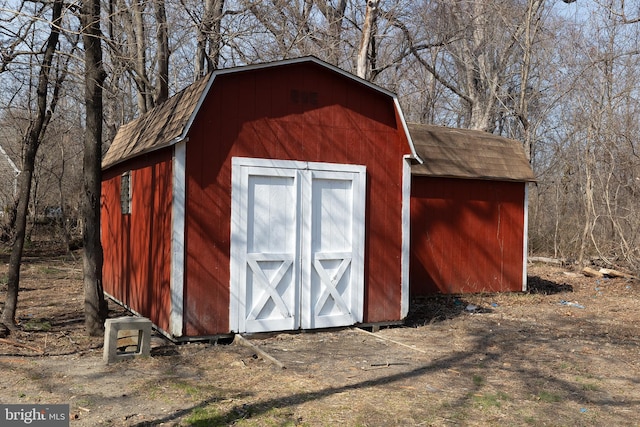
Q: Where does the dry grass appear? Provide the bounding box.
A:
[1,252,639,426]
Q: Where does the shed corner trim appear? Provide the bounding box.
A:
[401,155,412,318]
[170,139,187,337]
[522,183,530,292]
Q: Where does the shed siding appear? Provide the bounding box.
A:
[101,149,173,333]
[410,177,525,294]
[183,62,410,336]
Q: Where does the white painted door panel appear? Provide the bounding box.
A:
[302,171,365,329]
[233,167,300,333]
[231,158,365,333]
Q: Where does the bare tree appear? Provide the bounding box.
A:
[527,2,640,273]
[356,0,379,79]
[35,106,84,252]
[577,12,640,269]
[131,0,152,112]
[239,0,314,61]
[193,0,226,77]
[0,0,64,334]
[105,0,171,114]
[389,1,549,132]
[154,0,170,103]
[81,0,108,336]
[314,0,348,65]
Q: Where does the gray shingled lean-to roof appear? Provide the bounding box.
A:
[408,123,536,182]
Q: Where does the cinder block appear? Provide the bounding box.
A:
[103,317,152,364]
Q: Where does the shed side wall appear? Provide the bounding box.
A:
[184,62,411,336]
[101,149,173,332]
[410,177,525,294]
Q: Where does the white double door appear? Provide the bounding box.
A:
[230,158,366,333]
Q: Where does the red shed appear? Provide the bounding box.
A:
[101,57,418,339]
[408,124,535,295]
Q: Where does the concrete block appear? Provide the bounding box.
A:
[103,317,152,364]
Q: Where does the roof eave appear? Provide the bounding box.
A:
[411,171,537,183]
[102,136,188,171]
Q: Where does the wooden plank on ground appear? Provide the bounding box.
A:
[233,334,286,369]
[529,257,564,265]
[355,327,428,354]
[582,267,604,278]
[599,268,636,280]
[0,338,44,354]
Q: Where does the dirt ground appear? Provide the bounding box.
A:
[1,250,639,426]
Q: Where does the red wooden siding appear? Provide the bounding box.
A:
[183,62,410,335]
[101,149,173,332]
[410,177,525,294]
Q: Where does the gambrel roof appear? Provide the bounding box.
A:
[102,56,416,170]
[408,123,536,182]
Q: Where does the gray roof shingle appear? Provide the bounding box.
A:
[408,123,536,182]
[102,75,210,169]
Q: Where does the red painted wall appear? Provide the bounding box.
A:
[183,62,411,335]
[101,149,173,332]
[410,177,525,294]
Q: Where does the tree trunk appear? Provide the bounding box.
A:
[315,0,347,65]
[153,0,169,104]
[132,0,151,112]
[55,143,73,252]
[81,0,108,336]
[207,0,225,71]
[356,0,379,79]
[0,0,63,331]
[196,0,225,77]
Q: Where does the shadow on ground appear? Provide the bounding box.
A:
[527,275,573,294]
[403,274,573,327]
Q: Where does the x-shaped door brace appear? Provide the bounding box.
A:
[313,254,352,315]
[246,256,294,320]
